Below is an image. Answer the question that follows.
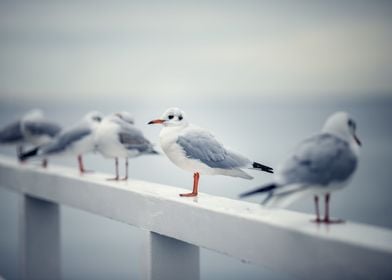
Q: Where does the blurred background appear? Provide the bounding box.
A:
[0,0,391,279]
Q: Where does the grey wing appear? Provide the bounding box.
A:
[0,121,24,143]
[24,121,61,137]
[177,130,250,169]
[280,134,358,186]
[42,128,91,154]
[118,125,155,153]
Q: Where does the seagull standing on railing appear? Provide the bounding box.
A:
[19,111,103,173]
[240,112,361,224]
[0,109,61,164]
[95,112,158,180]
[148,107,273,197]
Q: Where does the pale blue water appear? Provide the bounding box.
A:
[0,95,391,279]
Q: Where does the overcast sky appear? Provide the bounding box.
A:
[0,0,391,101]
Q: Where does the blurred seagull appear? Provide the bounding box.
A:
[20,111,103,172]
[148,107,273,197]
[95,112,158,180]
[240,112,361,224]
[0,109,61,163]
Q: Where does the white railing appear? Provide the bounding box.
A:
[0,155,392,280]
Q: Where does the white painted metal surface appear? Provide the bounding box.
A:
[1,156,392,280]
[145,232,199,280]
[19,195,61,280]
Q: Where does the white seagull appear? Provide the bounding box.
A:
[148,107,273,197]
[0,109,61,163]
[240,112,361,224]
[95,112,158,180]
[20,111,103,172]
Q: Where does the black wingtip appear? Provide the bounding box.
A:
[252,162,274,173]
[239,183,277,198]
[18,147,39,161]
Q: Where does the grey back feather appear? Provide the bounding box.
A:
[280,134,357,186]
[24,121,61,137]
[0,121,24,143]
[177,130,249,169]
[42,128,91,154]
[118,124,155,153]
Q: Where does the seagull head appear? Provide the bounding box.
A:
[322,111,361,146]
[115,111,134,125]
[83,111,104,123]
[148,107,187,127]
[22,109,44,122]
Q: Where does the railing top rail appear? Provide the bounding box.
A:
[1,156,391,280]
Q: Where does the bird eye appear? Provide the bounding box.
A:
[178,115,183,121]
[93,116,102,122]
[168,115,174,120]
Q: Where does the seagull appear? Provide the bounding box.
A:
[240,112,361,224]
[0,109,61,163]
[148,107,273,197]
[20,111,103,172]
[95,112,158,180]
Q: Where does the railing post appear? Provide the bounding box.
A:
[145,232,200,280]
[19,195,61,280]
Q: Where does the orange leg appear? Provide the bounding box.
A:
[322,193,344,224]
[78,155,93,174]
[311,195,321,223]
[120,158,129,181]
[180,172,200,197]
[324,193,330,222]
[77,155,83,173]
[107,157,119,181]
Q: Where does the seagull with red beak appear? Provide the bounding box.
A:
[240,112,361,224]
[148,107,273,197]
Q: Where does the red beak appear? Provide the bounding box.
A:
[148,119,165,125]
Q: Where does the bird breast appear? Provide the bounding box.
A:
[95,123,124,158]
